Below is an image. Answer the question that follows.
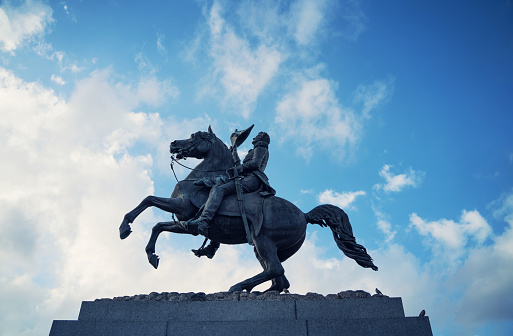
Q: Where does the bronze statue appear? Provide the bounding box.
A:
[119,126,377,293]
[182,126,275,238]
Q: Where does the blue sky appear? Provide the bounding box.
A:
[1,0,512,335]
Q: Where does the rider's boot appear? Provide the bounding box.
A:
[186,186,224,237]
[192,241,220,259]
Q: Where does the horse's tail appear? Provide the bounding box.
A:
[305,204,378,271]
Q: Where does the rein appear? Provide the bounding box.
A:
[169,155,226,182]
[169,132,229,182]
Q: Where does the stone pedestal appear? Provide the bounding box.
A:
[49,291,432,336]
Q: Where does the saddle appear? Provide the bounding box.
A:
[191,189,267,237]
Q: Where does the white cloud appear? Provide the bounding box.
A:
[50,74,66,85]
[318,189,365,209]
[0,66,208,335]
[353,76,394,118]
[0,0,53,53]
[374,164,425,192]
[274,68,393,160]
[135,52,159,74]
[156,32,166,54]
[448,242,513,325]
[235,0,284,43]
[446,194,513,326]
[189,0,372,122]
[2,61,510,336]
[288,194,513,334]
[238,0,363,47]
[289,0,328,45]
[275,76,360,160]
[64,63,82,73]
[373,208,397,243]
[59,1,76,23]
[284,235,438,317]
[491,187,513,224]
[197,1,284,118]
[376,218,395,243]
[409,210,493,261]
[135,76,179,106]
[34,42,80,73]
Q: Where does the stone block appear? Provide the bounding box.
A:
[49,320,167,336]
[307,317,433,336]
[49,292,432,336]
[166,320,307,336]
[296,297,405,320]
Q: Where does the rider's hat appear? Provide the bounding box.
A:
[230,124,254,148]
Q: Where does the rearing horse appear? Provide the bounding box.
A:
[119,126,377,293]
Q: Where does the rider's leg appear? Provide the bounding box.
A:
[199,184,229,221]
[185,182,235,235]
[185,174,261,236]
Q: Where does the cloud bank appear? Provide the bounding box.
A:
[0,0,53,53]
[0,66,210,335]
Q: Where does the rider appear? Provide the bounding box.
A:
[185,130,276,239]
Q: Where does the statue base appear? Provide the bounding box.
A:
[49,290,432,336]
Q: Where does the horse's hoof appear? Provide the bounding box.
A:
[148,254,160,269]
[229,284,244,292]
[119,219,132,240]
[264,286,287,293]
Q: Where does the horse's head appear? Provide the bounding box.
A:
[170,126,216,160]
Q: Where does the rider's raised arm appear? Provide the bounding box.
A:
[230,146,241,166]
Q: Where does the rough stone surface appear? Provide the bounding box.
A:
[50,291,432,336]
[96,290,387,302]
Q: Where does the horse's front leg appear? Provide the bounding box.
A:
[120,196,182,239]
[145,221,190,269]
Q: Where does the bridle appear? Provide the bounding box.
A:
[171,132,213,160]
[169,132,227,182]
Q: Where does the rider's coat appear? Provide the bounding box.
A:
[238,141,276,196]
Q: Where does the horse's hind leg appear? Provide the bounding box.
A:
[145,221,189,269]
[255,233,305,293]
[254,248,290,293]
[268,276,290,293]
[229,235,284,293]
[120,196,181,239]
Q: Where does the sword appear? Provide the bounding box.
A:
[229,125,255,246]
[231,146,254,246]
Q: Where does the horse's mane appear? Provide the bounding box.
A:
[185,130,233,180]
[209,132,233,169]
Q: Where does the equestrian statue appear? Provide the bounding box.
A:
[119,125,377,293]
